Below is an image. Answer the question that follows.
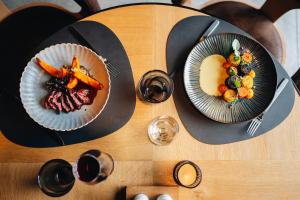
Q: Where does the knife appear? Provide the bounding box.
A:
[199,20,220,42]
[169,19,220,77]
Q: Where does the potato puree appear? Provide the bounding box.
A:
[199,54,227,96]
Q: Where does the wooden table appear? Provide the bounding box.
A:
[1,4,300,200]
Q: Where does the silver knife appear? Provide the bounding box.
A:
[199,20,220,42]
[247,78,289,136]
[264,78,289,114]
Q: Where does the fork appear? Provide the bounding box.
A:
[68,26,120,78]
[247,78,289,136]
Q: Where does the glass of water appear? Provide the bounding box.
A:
[138,70,174,103]
[148,115,179,145]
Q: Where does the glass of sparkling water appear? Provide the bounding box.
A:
[148,116,179,145]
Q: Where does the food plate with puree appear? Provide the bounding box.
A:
[184,33,277,123]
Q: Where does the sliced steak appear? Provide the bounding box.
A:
[60,95,70,113]
[44,99,50,109]
[68,90,83,109]
[46,91,58,111]
[52,91,63,112]
[76,89,92,105]
[64,95,75,111]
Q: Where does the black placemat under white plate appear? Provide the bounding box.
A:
[166,16,295,144]
[0,21,135,147]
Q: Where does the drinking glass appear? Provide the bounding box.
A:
[73,149,114,184]
[138,70,174,103]
[38,159,75,197]
[38,150,114,197]
[148,115,179,145]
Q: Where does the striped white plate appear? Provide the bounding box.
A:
[183,33,277,123]
[20,43,111,131]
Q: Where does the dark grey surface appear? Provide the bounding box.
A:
[166,16,295,144]
[0,21,136,147]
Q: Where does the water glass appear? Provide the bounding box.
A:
[38,150,114,197]
[148,115,179,145]
[38,159,75,197]
[138,70,174,103]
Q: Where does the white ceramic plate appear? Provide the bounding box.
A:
[20,43,111,131]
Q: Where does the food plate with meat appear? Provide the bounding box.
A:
[183,33,277,123]
[20,43,110,131]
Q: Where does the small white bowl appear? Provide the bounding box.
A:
[20,43,111,131]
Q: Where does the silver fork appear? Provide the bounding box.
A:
[247,78,289,136]
[69,26,120,78]
[103,58,120,78]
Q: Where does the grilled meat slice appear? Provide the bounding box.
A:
[44,100,50,109]
[64,95,75,111]
[52,91,63,112]
[46,91,58,111]
[68,89,83,109]
[76,89,92,105]
[60,95,70,113]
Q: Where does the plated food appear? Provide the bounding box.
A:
[36,57,103,114]
[199,39,255,103]
[20,43,110,131]
[184,33,277,123]
[219,39,255,103]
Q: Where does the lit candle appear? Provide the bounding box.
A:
[173,160,202,188]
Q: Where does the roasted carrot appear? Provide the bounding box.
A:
[36,58,68,78]
[71,56,80,70]
[67,77,78,89]
[66,56,80,88]
[238,87,249,98]
[73,71,103,90]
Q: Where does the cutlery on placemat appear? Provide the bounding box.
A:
[199,19,220,42]
[68,26,120,78]
[247,78,289,136]
[291,66,300,96]
[169,19,220,77]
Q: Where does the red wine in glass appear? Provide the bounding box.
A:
[73,149,114,184]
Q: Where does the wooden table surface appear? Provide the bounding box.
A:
[1,4,300,200]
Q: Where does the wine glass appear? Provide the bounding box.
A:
[73,149,114,184]
[38,150,114,197]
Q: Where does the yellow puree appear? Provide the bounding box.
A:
[199,54,227,96]
[178,164,197,186]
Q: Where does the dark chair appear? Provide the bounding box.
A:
[172,0,300,64]
[0,0,101,96]
[172,0,300,94]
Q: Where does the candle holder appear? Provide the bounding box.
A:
[173,160,202,188]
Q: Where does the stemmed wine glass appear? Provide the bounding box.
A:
[73,149,114,184]
[38,149,114,197]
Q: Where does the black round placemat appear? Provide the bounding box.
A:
[0,21,135,147]
[166,16,295,144]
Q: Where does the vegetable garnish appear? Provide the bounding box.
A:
[36,57,103,90]
[73,71,104,90]
[36,58,68,78]
[218,39,255,104]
